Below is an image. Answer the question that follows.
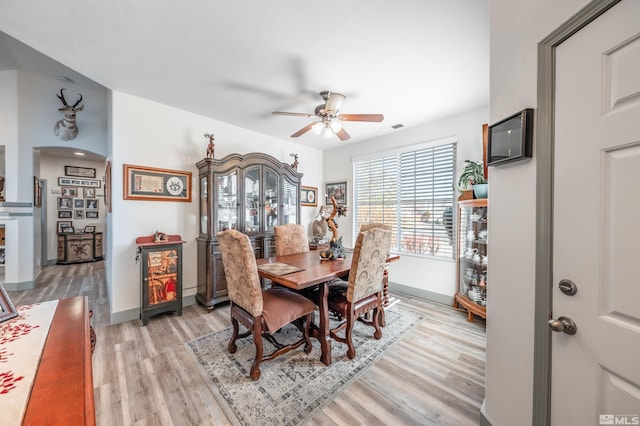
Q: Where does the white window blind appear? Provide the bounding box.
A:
[354,141,456,260]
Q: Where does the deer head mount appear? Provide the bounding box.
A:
[54,88,84,141]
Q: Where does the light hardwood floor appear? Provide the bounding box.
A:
[8,261,486,426]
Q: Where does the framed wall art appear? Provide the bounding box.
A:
[57,197,73,210]
[84,226,96,233]
[300,186,318,207]
[65,165,96,178]
[57,221,72,232]
[105,160,112,213]
[86,211,99,219]
[124,164,192,202]
[58,210,72,219]
[62,187,78,197]
[84,188,95,198]
[74,198,85,209]
[0,283,18,324]
[487,108,534,166]
[74,210,84,219]
[86,199,99,210]
[325,181,348,205]
[58,177,102,188]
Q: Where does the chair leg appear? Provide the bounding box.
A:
[303,313,312,354]
[372,307,382,339]
[250,320,264,381]
[228,316,240,353]
[345,312,356,359]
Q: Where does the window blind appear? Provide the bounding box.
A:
[354,141,456,260]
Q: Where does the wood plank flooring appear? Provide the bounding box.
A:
[8,262,486,426]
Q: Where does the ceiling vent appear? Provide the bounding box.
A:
[391,123,404,130]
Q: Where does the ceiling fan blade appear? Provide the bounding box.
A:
[291,122,319,138]
[335,128,351,141]
[338,113,384,122]
[272,111,314,118]
[324,92,345,113]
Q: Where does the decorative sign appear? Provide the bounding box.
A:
[123,164,192,202]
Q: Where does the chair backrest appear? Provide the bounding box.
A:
[347,227,392,302]
[359,222,392,233]
[217,229,263,316]
[274,223,309,256]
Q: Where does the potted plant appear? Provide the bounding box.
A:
[458,160,488,199]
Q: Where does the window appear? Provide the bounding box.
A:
[353,138,456,260]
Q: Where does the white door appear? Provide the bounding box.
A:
[553,0,640,424]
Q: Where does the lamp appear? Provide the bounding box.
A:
[313,117,342,138]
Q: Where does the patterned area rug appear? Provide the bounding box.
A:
[186,303,423,426]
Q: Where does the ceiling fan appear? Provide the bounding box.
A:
[272,91,384,141]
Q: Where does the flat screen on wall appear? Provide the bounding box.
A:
[487,108,534,166]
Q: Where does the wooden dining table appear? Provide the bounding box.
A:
[256,251,353,366]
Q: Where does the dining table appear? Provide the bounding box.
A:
[256,250,400,366]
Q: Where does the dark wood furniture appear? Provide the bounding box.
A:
[195,153,302,310]
[454,198,488,321]
[57,232,103,264]
[23,296,95,425]
[136,234,185,326]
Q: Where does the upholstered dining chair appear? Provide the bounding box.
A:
[325,226,392,359]
[274,223,309,256]
[217,229,316,380]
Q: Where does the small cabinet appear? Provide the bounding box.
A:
[57,232,104,264]
[195,153,302,310]
[454,199,488,322]
[136,234,185,326]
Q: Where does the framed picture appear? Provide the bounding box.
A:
[74,198,85,209]
[300,186,318,207]
[325,181,348,205]
[0,283,18,324]
[58,210,72,219]
[86,199,99,210]
[84,225,96,233]
[86,211,99,219]
[84,188,96,198]
[74,210,85,219]
[57,197,73,210]
[58,177,102,188]
[65,165,96,178]
[63,226,76,233]
[34,176,42,207]
[105,160,112,213]
[487,108,534,166]
[124,164,192,202]
[62,187,78,197]
[57,221,72,232]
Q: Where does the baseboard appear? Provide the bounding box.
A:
[109,294,198,325]
[3,280,35,291]
[480,399,492,425]
[389,282,454,306]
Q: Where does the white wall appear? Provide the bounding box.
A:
[109,91,323,320]
[485,1,591,425]
[323,107,488,301]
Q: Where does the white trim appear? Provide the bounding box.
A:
[351,135,458,163]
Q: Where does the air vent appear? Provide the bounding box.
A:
[391,123,404,129]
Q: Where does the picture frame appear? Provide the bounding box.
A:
[85,199,99,210]
[86,211,99,219]
[105,160,112,213]
[74,198,85,209]
[325,181,348,205]
[57,197,73,210]
[57,221,72,232]
[62,187,78,197]
[0,283,19,324]
[74,210,84,219]
[58,177,102,188]
[84,188,96,198]
[84,225,96,233]
[487,108,534,166]
[65,165,96,178]
[63,226,76,233]
[58,210,72,219]
[300,186,318,207]
[33,176,42,207]
[124,164,192,202]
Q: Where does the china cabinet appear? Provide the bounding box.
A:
[454,199,488,321]
[196,153,302,310]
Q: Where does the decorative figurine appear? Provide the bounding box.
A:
[319,196,346,260]
[290,153,299,170]
[205,133,215,159]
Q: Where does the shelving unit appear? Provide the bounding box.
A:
[454,198,488,322]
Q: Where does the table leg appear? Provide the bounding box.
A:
[317,282,332,366]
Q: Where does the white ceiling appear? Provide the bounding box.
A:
[0,0,489,151]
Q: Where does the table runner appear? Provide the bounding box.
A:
[0,300,58,425]
[257,262,304,276]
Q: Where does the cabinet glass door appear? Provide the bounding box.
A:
[282,177,297,225]
[264,169,279,232]
[200,176,208,235]
[244,167,260,234]
[215,171,238,232]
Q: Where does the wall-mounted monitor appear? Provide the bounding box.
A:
[487,108,534,166]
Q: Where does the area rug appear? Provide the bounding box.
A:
[186,303,423,426]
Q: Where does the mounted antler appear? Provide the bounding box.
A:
[54,88,84,141]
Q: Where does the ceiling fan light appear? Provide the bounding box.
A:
[312,122,323,135]
[329,119,342,132]
[323,126,334,138]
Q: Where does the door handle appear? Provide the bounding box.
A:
[547,316,578,335]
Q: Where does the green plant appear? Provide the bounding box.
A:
[458,160,487,191]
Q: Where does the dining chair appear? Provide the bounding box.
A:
[274,223,309,256]
[217,229,316,380]
[325,226,392,359]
